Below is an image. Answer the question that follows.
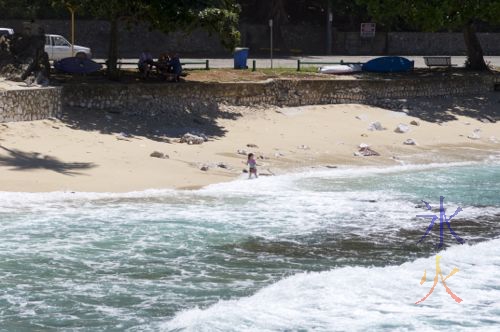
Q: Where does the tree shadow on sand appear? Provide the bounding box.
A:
[60,101,242,142]
[370,92,500,123]
[0,146,96,175]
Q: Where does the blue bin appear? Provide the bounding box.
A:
[234,47,249,69]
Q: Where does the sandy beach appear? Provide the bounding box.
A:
[0,93,499,192]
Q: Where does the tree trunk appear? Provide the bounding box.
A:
[463,23,487,70]
[270,0,288,53]
[107,18,119,80]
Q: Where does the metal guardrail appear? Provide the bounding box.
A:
[95,59,210,70]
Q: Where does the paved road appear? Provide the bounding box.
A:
[107,56,500,69]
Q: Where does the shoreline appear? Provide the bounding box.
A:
[0,100,499,193]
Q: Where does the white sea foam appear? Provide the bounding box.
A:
[163,239,500,332]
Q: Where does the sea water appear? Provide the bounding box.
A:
[0,159,499,331]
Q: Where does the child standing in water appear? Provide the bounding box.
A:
[247,153,258,179]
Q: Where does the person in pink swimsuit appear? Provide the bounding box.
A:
[247,153,258,179]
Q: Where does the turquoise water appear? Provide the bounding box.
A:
[0,160,499,331]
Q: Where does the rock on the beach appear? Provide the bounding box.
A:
[368,121,385,131]
[180,133,205,145]
[200,165,209,171]
[246,143,259,148]
[355,146,380,157]
[274,151,285,157]
[394,124,409,133]
[410,120,420,126]
[468,129,481,140]
[217,162,229,169]
[150,151,169,159]
[403,138,417,145]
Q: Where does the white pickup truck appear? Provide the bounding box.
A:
[0,27,14,38]
[45,34,92,60]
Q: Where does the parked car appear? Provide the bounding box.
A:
[0,27,14,38]
[45,34,92,60]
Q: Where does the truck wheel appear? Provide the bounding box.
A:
[75,52,87,59]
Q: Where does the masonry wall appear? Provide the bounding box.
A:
[0,73,496,123]
[0,87,62,122]
[2,19,500,57]
[61,73,496,116]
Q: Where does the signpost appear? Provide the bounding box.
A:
[269,19,273,69]
[360,23,376,38]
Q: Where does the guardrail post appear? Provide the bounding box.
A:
[297,59,301,71]
[205,59,209,70]
[252,60,256,71]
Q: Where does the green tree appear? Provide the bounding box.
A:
[52,0,240,79]
[357,0,500,70]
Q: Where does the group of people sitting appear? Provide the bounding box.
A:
[138,50,182,82]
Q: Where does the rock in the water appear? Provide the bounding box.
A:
[410,120,420,126]
[325,165,338,169]
[468,129,481,140]
[403,138,417,145]
[368,121,385,131]
[355,146,380,156]
[394,124,409,133]
[180,133,205,145]
[150,151,169,159]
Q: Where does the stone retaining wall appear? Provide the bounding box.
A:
[1,74,496,123]
[0,87,62,122]
[62,73,497,115]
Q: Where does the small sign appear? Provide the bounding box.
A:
[360,23,376,38]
